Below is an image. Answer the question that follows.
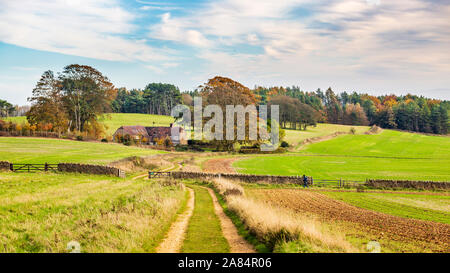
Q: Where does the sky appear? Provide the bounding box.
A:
[0,0,449,105]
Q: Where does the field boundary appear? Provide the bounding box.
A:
[1,161,126,178]
[169,171,450,190]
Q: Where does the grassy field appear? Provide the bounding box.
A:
[284,123,370,147]
[299,130,450,159]
[181,186,230,253]
[99,113,173,135]
[2,113,174,136]
[0,172,185,252]
[234,155,450,181]
[322,191,450,224]
[0,137,163,164]
[235,130,450,181]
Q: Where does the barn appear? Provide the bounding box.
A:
[113,124,187,145]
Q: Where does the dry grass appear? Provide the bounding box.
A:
[0,172,186,253]
[211,179,357,253]
[211,178,244,197]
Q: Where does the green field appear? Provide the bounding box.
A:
[2,113,174,136]
[284,123,370,147]
[0,172,185,252]
[299,130,450,159]
[2,116,27,124]
[235,130,450,181]
[99,113,173,135]
[322,191,450,224]
[0,137,163,164]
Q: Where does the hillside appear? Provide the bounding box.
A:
[299,130,450,159]
[0,137,163,164]
[284,123,370,148]
[3,113,174,136]
[235,129,450,181]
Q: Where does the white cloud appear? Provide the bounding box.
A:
[0,0,170,62]
[148,0,450,89]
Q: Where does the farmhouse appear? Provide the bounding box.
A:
[113,124,187,145]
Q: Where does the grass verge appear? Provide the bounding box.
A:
[0,172,185,252]
[181,185,230,253]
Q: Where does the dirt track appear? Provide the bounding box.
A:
[205,187,255,253]
[156,188,195,253]
[250,189,450,252]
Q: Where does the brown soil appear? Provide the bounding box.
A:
[203,158,239,174]
[205,187,255,253]
[156,188,195,253]
[250,189,450,252]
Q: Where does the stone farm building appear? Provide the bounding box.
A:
[113,125,187,145]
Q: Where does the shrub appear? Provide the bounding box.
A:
[76,135,83,141]
[101,138,108,143]
[280,141,289,148]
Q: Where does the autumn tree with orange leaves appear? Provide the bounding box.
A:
[27,65,117,135]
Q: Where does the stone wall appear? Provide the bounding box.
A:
[366,179,450,190]
[57,163,126,178]
[170,171,309,185]
[0,161,11,171]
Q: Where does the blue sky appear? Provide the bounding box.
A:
[1,0,449,105]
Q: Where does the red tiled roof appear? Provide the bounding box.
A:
[114,125,184,142]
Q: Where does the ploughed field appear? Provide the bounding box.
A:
[234,130,450,181]
[248,188,450,252]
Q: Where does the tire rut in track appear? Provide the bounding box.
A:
[251,189,450,252]
[156,188,195,253]
[204,187,255,253]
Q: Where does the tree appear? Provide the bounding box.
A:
[0,99,15,117]
[181,93,193,106]
[27,65,116,136]
[375,106,397,129]
[268,95,318,130]
[200,76,259,150]
[439,104,448,134]
[27,70,68,133]
[343,103,369,126]
[325,88,343,124]
[59,64,116,132]
[143,83,181,115]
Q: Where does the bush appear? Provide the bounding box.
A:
[76,135,83,141]
[280,141,289,148]
[101,138,108,143]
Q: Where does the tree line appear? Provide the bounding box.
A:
[111,83,181,115]
[0,99,30,117]
[251,86,449,134]
[1,64,448,140]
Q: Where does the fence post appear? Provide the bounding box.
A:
[45,163,48,172]
[10,163,13,171]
